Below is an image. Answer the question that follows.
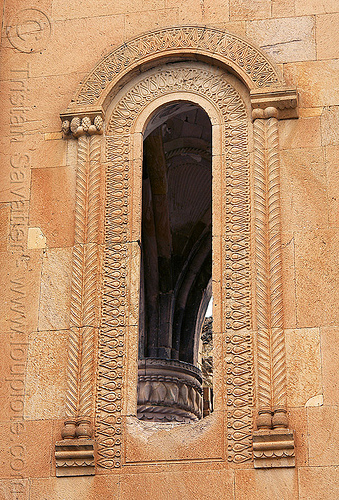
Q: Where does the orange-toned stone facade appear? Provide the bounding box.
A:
[0,1,338,499]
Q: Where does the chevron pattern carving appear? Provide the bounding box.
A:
[253,110,287,429]
[65,132,102,432]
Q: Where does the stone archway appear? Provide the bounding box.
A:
[55,26,298,477]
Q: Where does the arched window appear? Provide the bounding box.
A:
[56,27,298,474]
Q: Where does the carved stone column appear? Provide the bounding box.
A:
[251,89,297,468]
[55,112,104,477]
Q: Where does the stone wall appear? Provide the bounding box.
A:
[0,1,338,499]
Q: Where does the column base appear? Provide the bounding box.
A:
[253,429,295,468]
[55,439,95,477]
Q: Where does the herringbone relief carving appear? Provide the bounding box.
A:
[252,107,294,468]
[56,118,103,476]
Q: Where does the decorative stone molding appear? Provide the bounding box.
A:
[65,25,284,114]
[100,63,253,468]
[138,358,203,422]
[253,429,295,468]
[61,112,104,137]
[57,25,298,476]
[252,106,295,467]
[55,439,95,477]
[251,88,298,119]
[56,105,103,475]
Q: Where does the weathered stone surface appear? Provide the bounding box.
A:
[121,469,234,500]
[0,479,30,500]
[0,249,43,335]
[29,166,76,248]
[294,230,339,328]
[299,466,339,500]
[0,203,10,252]
[125,8,179,39]
[295,0,338,16]
[51,0,166,21]
[285,328,322,407]
[280,148,327,230]
[271,0,295,17]
[325,145,339,227]
[30,475,119,500]
[321,106,339,146]
[279,117,321,150]
[281,233,297,329]
[38,247,72,331]
[316,13,339,60]
[234,468,299,500]
[0,419,53,479]
[27,227,47,249]
[247,16,316,63]
[307,406,339,466]
[230,0,271,20]
[284,60,339,107]
[287,408,308,466]
[24,330,68,419]
[320,327,339,405]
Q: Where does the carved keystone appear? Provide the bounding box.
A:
[55,439,95,477]
[253,429,295,468]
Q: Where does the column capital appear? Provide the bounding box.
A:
[251,87,298,120]
[60,109,104,137]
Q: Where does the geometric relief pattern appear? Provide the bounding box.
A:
[72,26,281,108]
[97,64,253,468]
[224,136,253,462]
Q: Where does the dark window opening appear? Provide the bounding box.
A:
[137,102,213,422]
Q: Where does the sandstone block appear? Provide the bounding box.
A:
[325,145,339,227]
[234,468,298,500]
[307,406,339,466]
[30,475,119,500]
[125,8,179,40]
[284,60,339,107]
[230,0,270,20]
[280,148,327,230]
[295,0,339,16]
[38,247,72,331]
[285,328,322,407]
[299,466,339,500]
[247,16,316,63]
[29,166,76,248]
[24,330,68,420]
[294,229,339,328]
[320,327,339,406]
[316,13,339,60]
[121,468,234,500]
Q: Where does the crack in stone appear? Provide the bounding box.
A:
[261,39,303,50]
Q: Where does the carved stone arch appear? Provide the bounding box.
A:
[61,25,296,117]
[101,64,252,467]
[55,27,298,477]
